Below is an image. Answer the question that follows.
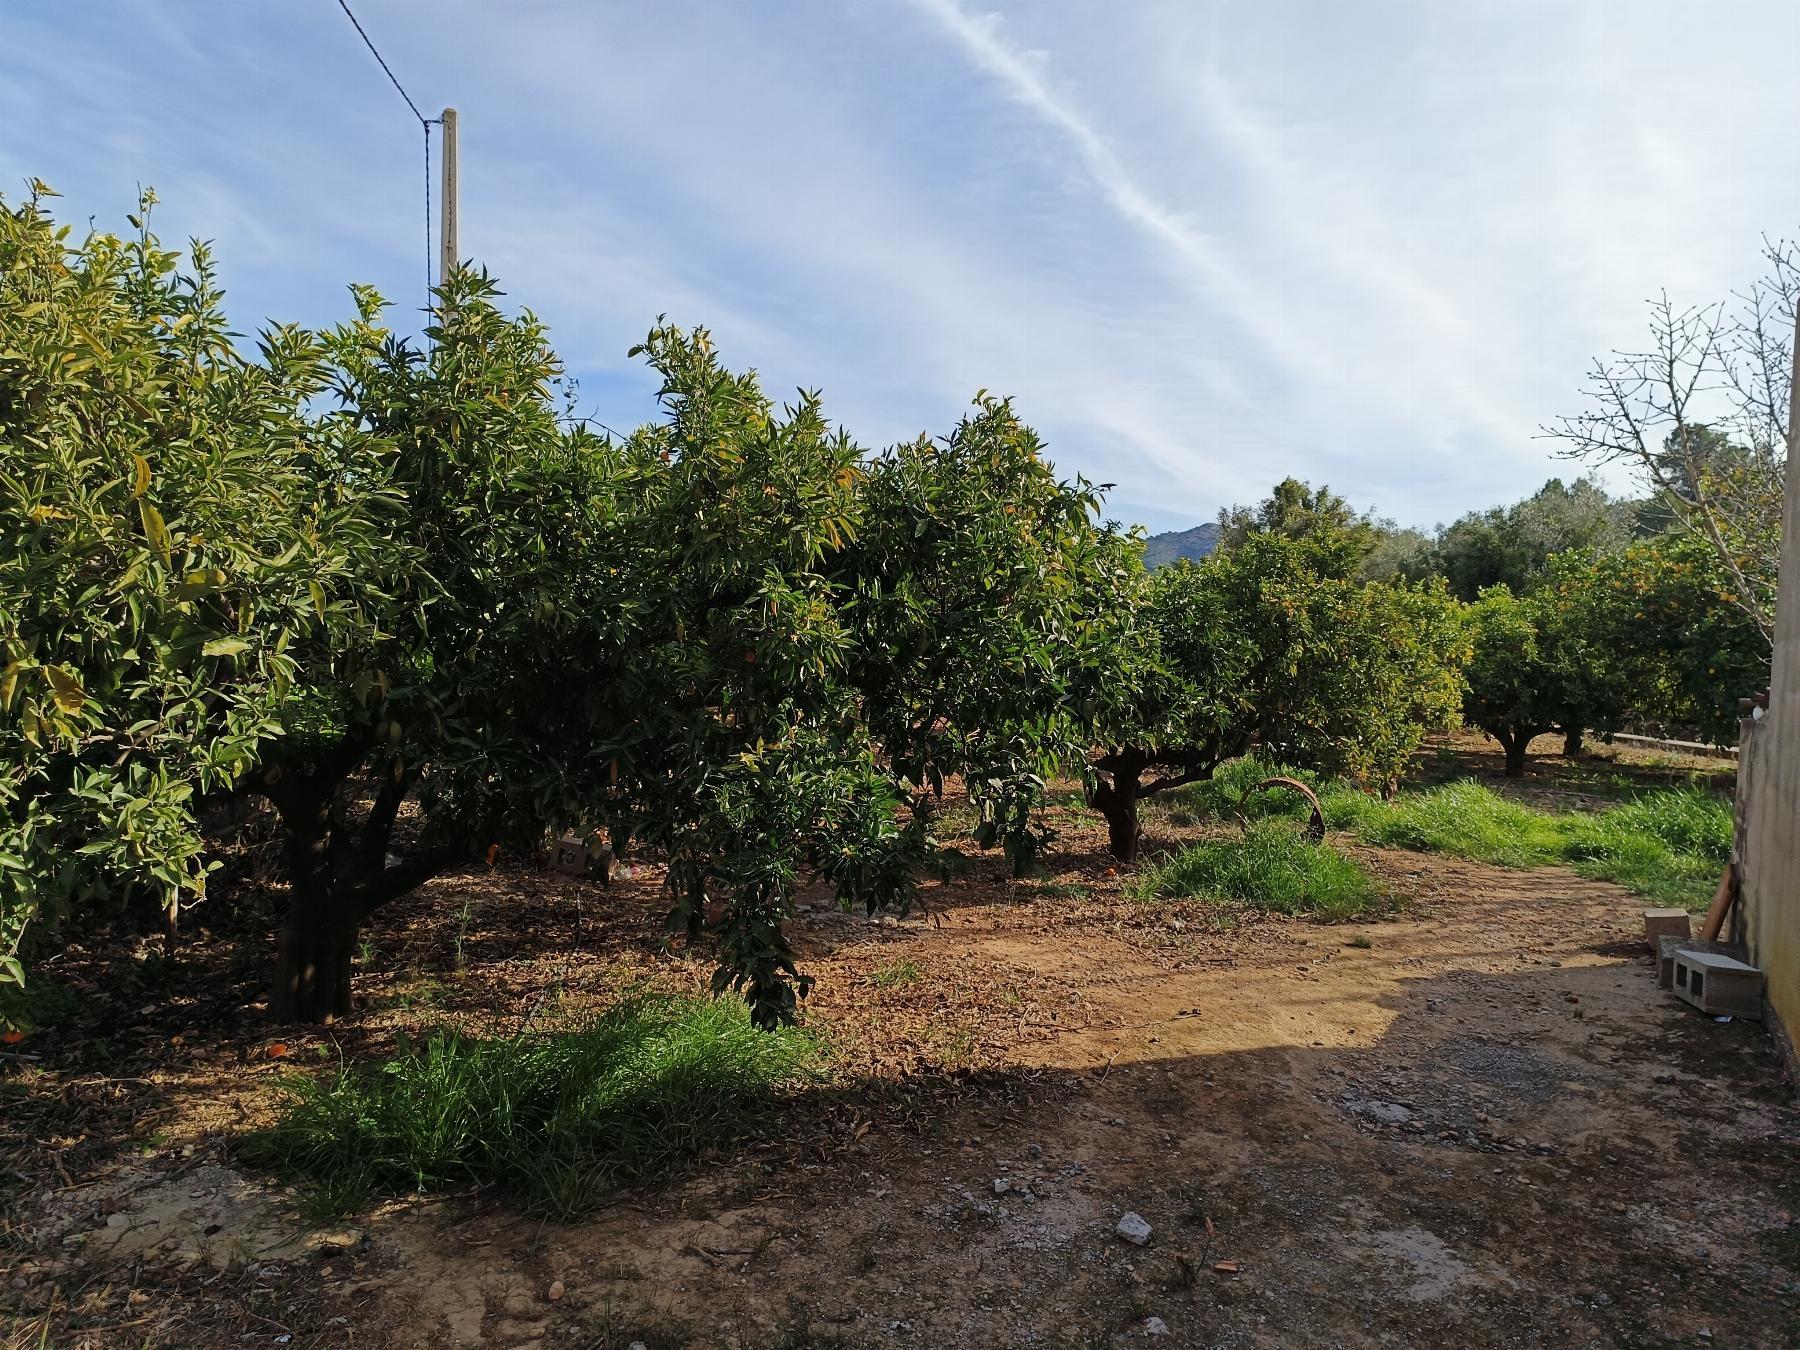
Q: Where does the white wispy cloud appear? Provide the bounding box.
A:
[6,0,1797,531]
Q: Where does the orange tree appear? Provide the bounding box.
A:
[240,270,632,1022]
[1460,570,1647,776]
[0,189,399,1024]
[833,399,1141,876]
[1089,528,1467,860]
[234,310,934,1029]
[1583,534,1767,745]
[1461,586,1565,776]
[600,323,925,1026]
[1463,537,1763,774]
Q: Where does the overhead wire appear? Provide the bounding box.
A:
[333,0,438,306]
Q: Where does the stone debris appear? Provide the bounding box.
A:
[1116,1211,1152,1245]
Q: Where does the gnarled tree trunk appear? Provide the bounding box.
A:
[273,896,360,1023]
[1091,777,1142,862]
[1562,727,1585,759]
[1091,744,1233,863]
[256,739,461,1024]
[1491,727,1535,778]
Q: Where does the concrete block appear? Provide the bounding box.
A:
[550,833,588,876]
[1643,908,1691,951]
[1657,936,1738,989]
[1671,948,1764,1019]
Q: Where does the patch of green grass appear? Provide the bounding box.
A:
[245,996,820,1219]
[1166,756,1322,822]
[1345,779,1730,907]
[1175,756,1733,910]
[1135,820,1387,921]
[866,957,921,988]
[1343,780,1567,866]
[1561,787,1732,906]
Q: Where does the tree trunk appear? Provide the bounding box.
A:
[1503,736,1530,778]
[269,784,361,1023]
[1092,754,1144,863]
[272,901,359,1023]
[1562,727,1584,759]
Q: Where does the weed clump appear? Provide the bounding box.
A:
[1136,820,1386,921]
[246,995,820,1219]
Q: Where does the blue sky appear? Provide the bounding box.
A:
[5,1,1798,534]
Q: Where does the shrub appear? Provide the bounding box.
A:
[246,996,820,1218]
[1135,821,1386,921]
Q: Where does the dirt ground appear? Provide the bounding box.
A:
[5,733,1796,1348]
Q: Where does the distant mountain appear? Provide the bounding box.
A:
[1143,521,1220,569]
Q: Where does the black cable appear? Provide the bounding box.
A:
[424,121,433,302]
[333,0,439,307]
[335,0,428,127]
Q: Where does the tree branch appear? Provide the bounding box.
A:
[345,844,464,922]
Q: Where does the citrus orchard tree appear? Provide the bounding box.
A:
[836,400,1140,875]
[1460,588,1554,776]
[600,323,925,1026]
[1461,536,1761,773]
[1088,529,1467,860]
[242,270,632,1022]
[1583,533,1768,746]
[0,186,398,1020]
[1459,573,1651,775]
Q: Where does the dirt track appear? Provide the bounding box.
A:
[5,741,1796,1347]
[351,854,1798,1348]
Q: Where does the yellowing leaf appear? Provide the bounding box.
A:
[201,636,250,658]
[44,664,84,714]
[130,452,151,499]
[309,580,327,620]
[138,500,170,567]
[0,661,22,710]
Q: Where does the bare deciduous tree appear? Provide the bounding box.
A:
[1543,240,1796,647]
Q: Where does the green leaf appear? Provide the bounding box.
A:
[201,637,251,659]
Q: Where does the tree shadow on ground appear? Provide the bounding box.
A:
[10,921,1800,1348]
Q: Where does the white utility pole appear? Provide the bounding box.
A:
[438,106,459,285]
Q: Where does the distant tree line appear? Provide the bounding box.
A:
[1206,460,1771,774]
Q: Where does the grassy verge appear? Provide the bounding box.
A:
[1135,819,1387,920]
[1169,758,1732,908]
[245,995,820,1219]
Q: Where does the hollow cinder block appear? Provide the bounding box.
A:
[1657,936,1737,989]
[1671,949,1764,1020]
[1643,908,1691,951]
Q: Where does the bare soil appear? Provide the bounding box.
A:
[4,735,1795,1348]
